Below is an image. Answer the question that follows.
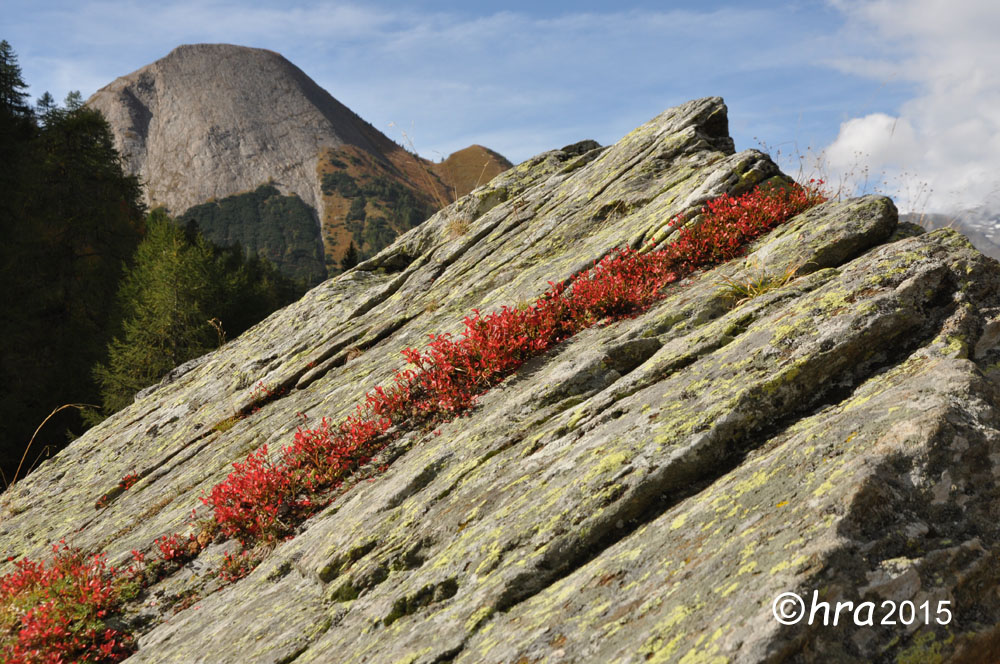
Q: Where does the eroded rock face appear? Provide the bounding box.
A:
[4,97,1000,663]
[87,43,387,216]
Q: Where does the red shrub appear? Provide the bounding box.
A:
[217,550,261,584]
[661,180,825,271]
[1,180,827,664]
[202,180,826,549]
[0,542,133,663]
[119,474,139,491]
[199,445,309,545]
[154,534,201,564]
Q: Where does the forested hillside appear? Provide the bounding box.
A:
[177,185,327,286]
[0,41,302,488]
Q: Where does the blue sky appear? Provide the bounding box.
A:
[5,1,998,213]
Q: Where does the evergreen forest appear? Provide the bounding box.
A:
[0,41,303,489]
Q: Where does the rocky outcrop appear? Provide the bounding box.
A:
[87,43,382,215]
[87,44,512,272]
[907,211,1000,261]
[4,97,1000,662]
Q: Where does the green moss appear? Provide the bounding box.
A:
[329,581,359,603]
[895,630,952,664]
[212,415,240,433]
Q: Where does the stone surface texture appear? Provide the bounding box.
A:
[5,97,1000,663]
[87,43,385,215]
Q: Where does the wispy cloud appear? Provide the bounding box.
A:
[9,1,890,173]
[8,1,843,162]
[820,0,1000,213]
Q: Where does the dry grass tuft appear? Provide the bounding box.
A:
[446,217,470,239]
[716,259,806,306]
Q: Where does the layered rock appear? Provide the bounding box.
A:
[4,97,1000,663]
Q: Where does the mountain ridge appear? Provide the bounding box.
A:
[87,43,511,272]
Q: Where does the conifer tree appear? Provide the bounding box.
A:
[63,90,83,110]
[0,39,30,118]
[0,42,146,483]
[341,241,359,270]
[93,211,216,413]
[35,91,57,126]
[92,211,301,416]
[0,40,300,482]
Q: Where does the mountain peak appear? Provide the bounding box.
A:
[87,42,383,215]
[87,44,513,279]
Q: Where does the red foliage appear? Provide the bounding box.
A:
[0,542,133,663]
[217,550,261,584]
[94,473,142,510]
[0,179,825,664]
[199,445,308,545]
[661,179,826,272]
[201,181,826,548]
[154,534,199,564]
[248,381,286,414]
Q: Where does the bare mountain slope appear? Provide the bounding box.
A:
[87,43,512,272]
[88,43,383,215]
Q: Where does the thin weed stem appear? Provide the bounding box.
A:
[8,404,98,490]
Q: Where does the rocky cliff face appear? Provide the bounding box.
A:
[87,43,379,215]
[4,97,1000,663]
[87,44,511,272]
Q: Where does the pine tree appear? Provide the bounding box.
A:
[0,40,30,118]
[341,241,359,270]
[92,211,301,416]
[63,90,83,110]
[0,43,146,482]
[35,91,57,126]
[93,211,216,413]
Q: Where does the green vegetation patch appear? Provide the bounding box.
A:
[179,184,326,286]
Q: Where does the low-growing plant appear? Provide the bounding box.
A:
[212,415,240,433]
[0,541,134,663]
[95,473,142,510]
[716,259,805,305]
[250,381,275,405]
[446,217,470,239]
[155,534,195,563]
[168,587,202,614]
[200,180,827,552]
[218,549,265,583]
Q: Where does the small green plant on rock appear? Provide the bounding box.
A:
[716,259,805,306]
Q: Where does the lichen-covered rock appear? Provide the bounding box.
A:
[4,97,1000,663]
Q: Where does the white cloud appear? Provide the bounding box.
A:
[822,0,1000,213]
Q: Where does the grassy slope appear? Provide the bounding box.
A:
[317,140,512,269]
